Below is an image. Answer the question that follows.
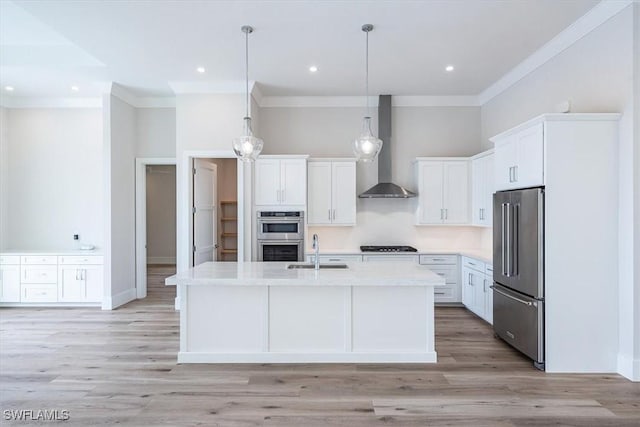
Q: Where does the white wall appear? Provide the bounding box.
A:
[260,105,484,250]
[103,93,137,309]
[480,5,638,380]
[1,108,103,250]
[136,107,176,158]
[0,107,9,250]
[146,165,176,264]
[175,94,249,273]
[480,8,633,146]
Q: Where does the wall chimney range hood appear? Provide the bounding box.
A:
[358,95,417,198]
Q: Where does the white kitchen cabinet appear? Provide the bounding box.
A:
[461,256,493,324]
[255,156,307,207]
[415,159,469,225]
[0,252,103,306]
[419,254,460,304]
[471,151,494,227]
[306,254,363,263]
[493,122,543,191]
[307,160,356,226]
[362,254,419,263]
[58,265,103,303]
[0,264,21,302]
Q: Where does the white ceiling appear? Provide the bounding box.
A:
[0,0,600,99]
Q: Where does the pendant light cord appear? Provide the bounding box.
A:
[365,29,369,117]
[245,28,249,119]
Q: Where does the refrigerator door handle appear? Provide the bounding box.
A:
[491,285,534,307]
[513,203,519,277]
[506,202,511,277]
[501,203,508,276]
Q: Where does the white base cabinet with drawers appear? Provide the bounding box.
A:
[419,255,460,303]
[0,253,103,306]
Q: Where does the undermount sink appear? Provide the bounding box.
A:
[287,263,349,269]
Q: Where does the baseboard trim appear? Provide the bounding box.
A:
[617,353,640,381]
[102,288,137,310]
[178,351,438,364]
[147,257,176,265]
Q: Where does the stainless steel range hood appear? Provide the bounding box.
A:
[358,95,417,198]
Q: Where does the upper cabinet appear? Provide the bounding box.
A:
[307,160,356,226]
[255,156,308,207]
[415,159,469,225]
[492,122,544,191]
[471,151,494,227]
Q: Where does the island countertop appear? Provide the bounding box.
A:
[166,261,445,287]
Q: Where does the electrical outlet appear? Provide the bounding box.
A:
[73,234,79,241]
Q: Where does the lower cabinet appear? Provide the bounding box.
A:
[0,253,103,305]
[419,255,460,304]
[0,264,21,302]
[58,265,103,303]
[461,256,493,324]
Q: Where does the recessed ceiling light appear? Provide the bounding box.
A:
[197,66,206,73]
[4,86,14,92]
[71,86,79,92]
[445,65,455,72]
[309,66,318,73]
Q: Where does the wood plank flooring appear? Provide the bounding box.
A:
[1,265,638,426]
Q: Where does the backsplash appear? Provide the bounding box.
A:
[307,199,491,251]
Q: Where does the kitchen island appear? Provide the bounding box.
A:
[166,261,444,363]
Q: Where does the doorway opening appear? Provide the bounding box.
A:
[192,158,238,266]
[135,157,177,300]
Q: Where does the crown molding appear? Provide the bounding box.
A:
[0,96,102,109]
[478,0,633,105]
[259,96,379,108]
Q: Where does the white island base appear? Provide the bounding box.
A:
[168,262,443,364]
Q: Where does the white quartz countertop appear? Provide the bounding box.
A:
[166,261,445,287]
[1,249,103,255]
[304,248,493,264]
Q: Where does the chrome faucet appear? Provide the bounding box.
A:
[312,234,320,270]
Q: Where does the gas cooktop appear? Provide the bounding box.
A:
[360,245,418,253]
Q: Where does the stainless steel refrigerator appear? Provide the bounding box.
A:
[492,187,545,370]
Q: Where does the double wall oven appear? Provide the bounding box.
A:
[256,211,305,262]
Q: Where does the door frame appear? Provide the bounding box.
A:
[135,157,177,299]
[180,151,246,272]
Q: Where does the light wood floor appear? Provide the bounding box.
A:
[1,265,638,426]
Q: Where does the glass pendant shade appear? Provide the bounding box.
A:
[353,116,382,162]
[233,116,263,161]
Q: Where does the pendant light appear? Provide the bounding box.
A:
[353,24,382,162]
[232,25,263,162]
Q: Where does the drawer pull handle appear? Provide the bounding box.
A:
[435,292,446,295]
[328,259,340,262]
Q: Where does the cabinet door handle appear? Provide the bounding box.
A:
[82,269,86,281]
[332,209,336,220]
[435,292,446,296]
[328,209,331,220]
[468,272,473,285]
[444,209,448,220]
[75,270,79,280]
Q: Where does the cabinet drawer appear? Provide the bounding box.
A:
[58,255,103,265]
[428,266,457,283]
[485,264,494,276]
[21,266,57,284]
[22,284,57,302]
[307,255,362,263]
[462,256,485,272]
[21,256,57,265]
[362,255,419,263]
[419,254,457,265]
[0,255,20,265]
[433,285,457,303]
